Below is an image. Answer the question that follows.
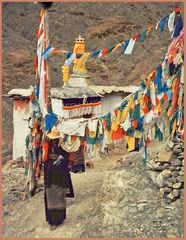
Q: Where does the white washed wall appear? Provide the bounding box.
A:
[13,101,30,160]
[100,93,124,115]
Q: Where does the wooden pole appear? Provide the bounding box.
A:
[44,9,52,111]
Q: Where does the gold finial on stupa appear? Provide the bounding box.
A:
[73,36,86,74]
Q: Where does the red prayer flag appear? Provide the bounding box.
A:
[133,34,140,41]
[102,48,109,57]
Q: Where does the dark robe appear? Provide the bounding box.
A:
[44,153,74,226]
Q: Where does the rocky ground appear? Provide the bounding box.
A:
[2,141,184,238]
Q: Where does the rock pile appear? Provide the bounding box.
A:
[147,138,184,204]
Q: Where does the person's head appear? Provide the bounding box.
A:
[49,147,59,161]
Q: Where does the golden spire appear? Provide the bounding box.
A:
[73,36,86,74]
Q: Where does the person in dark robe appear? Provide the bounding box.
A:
[44,129,74,230]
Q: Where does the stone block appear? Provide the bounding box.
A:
[171,159,182,166]
[156,152,173,163]
[166,192,175,200]
[172,189,180,198]
[171,171,179,177]
[176,175,184,183]
[167,140,174,150]
[173,149,182,154]
[173,182,182,189]
[161,169,172,178]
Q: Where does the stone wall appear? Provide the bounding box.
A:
[147,137,184,204]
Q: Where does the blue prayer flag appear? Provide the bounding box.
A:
[121,39,130,52]
[173,15,183,38]
[154,65,163,94]
[160,16,168,33]
[92,50,100,57]
[42,45,55,60]
[138,30,147,43]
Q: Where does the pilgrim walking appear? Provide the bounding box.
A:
[44,128,74,230]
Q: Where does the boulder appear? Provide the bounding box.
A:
[176,175,184,183]
[173,144,182,149]
[172,189,180,198]
[161,169,171,178]
[169,177,177,183]
[156,173,166,188]
[156,152,172,163]
[171,171,179,177]
[171,159,182,166]
[168,165,178,171]
[173,149,182,154]
[178,152,184,157]
[167,140,174,150]
[173,182,182,189]
[165,181,173,188]
[166,192,175,200]
[178,171,184,176]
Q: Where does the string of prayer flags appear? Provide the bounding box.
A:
[40,10,183,69]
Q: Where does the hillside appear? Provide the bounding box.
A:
[2,2,182,158]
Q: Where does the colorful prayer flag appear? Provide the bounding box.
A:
[138,30,147,43]
[172,14,183,38]
[124,38,136,54]
[160,16,168,33]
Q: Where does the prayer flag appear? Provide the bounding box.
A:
[138,30,146,43]
[36,9,47,109]
[168,11,176,32]
[154,65,163,94]
[102,48,109,57]
[124,38,136,54]
[121,39,130,52]
[112,43,122,53]
[42,45,55,60]
[92,50,100,57]
[172,14,183,38]
[160,16,168,33]
[64,53,76,66]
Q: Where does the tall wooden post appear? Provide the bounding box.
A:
[44,9,52,111]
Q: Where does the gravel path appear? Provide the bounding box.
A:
[2,145,184,238]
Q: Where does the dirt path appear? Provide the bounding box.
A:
[2,145,184,238]
[2,149,122,238]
